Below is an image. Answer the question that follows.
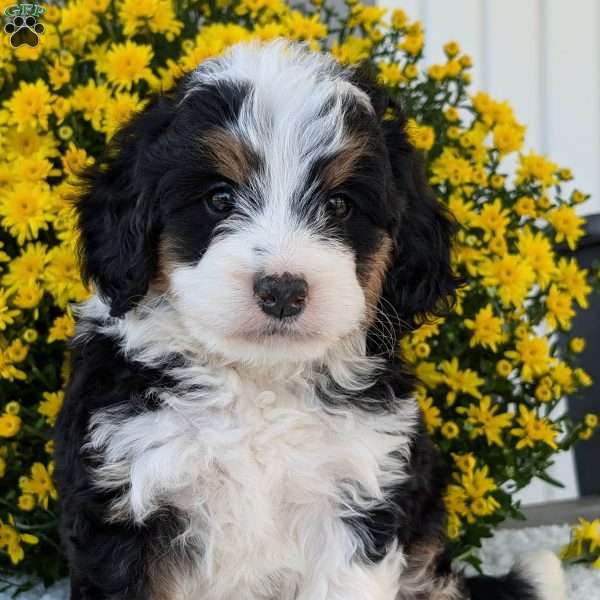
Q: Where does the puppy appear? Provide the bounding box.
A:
[55,41,565,600]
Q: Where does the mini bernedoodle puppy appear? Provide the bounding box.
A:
[55,41,566,600]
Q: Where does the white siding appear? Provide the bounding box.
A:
[379,0,598,504]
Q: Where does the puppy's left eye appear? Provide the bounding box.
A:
[206,184,235,215]
[326,195,352,220]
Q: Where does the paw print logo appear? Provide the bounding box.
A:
[4,15,44,48]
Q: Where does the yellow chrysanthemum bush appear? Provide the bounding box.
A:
[0,0,599,586]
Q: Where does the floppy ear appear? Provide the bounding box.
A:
[76,95,176,317]
[381,110,460,330]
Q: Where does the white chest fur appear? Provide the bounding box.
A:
[88,362,417,599]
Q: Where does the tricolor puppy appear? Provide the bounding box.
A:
[55,41,565,600]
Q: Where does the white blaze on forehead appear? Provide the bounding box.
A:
[187,40,373,225]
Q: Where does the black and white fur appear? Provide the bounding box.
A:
[55,41,565,600]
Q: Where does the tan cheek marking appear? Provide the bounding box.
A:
[360,234,393,324]
[202,128,252,185]
[149,237,179,296]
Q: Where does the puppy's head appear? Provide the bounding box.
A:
[77,41,459,365]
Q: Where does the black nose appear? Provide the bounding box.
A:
[254,273,308,319]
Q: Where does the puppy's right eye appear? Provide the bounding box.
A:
[206,184,235,216]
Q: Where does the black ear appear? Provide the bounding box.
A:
[76,95,176,317]
[381,111,461,330]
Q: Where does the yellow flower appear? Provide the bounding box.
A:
[551,362,575,394]
[477,198,510,241]
[479,254,535,308]
[48,60,71,91]
[403,64,418,80]
[400,32,424,56]
[460,55,473,68]
[506,335,551,382]
[443,41,460,57]
[458,396,513,447]
[417,395,441,433]
[4,79,54,131]
[571,189,587,205]
[493,122,525,155]
[439,357,484,405]
[60,1,102,49]
[575,368,593,387]
[430,148,473,187]
[585,414,598,429]
[545,285,575,330]
[511,405,558,450]
[517,228,555,289]
[378,62,404,86]
[0,413,22,438]
[14,283,44,310]
[98,41,155,91]
[18,494,35,512]
[283,11,327,40]
[406,119,435,151]
[415,361,444,389]
[0,183,52,245]
[331,36,372,65]
[517,151,557,187]
[19,462,58,510]
[38,391,64,426]
[514,196,537,218]
[546,205,585,251]
[5,401,20,415]
[0,290,20,331]
[119,0,182,40]
[444,107,460,122]
[448,194,477,228]
[411,320,442,344]
[62,143,95,179]
[23,329,38,343]
[554,257,591,308]
[427,64,446,81]
[496,360,512,377]
[464,304,504,352]
[2,242,48,290]
[569,337,585,353]
[102,92,148,140]
[534,384,552,403]
[390,8,407,29]
[441,421,460,439]
[48,314,75,343]
[71,79,111,128]
[348,4,386,31]
[414,343,430,359]
[44,245,88,307]
[0,515,38,565]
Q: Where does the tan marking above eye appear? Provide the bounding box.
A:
[320,136,370,191]
[201,128,253,185]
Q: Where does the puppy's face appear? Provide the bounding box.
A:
[78,42,458,366]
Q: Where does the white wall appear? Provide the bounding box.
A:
[379,0,597,505]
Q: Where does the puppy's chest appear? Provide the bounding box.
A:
[93,372,406,593]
